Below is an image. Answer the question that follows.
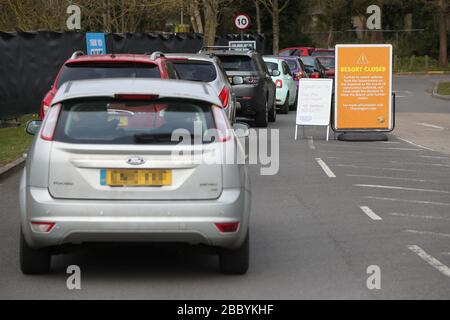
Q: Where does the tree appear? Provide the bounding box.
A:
[253,0,262,34]
[438,0,448,67]
[260,0,290,53]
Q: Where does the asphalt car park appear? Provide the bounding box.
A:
[1,75,450,299]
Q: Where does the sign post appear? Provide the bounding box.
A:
[86,32,107,55]
[295,78,334,141]
[334,44,393,134]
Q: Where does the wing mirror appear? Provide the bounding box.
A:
[270,70,281,77]
[26,120,42,135]
[233,122,250,138]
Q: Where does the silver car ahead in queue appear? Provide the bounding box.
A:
[20,78,251,275]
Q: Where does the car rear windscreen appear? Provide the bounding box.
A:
[54,99,215,145]
[172,61,217,82]
[264,62,278,73]
[285,60,298,71]
[56,63,161,88]
[299,57,316,68]
[317,57,335,68]
[217,55,256,72]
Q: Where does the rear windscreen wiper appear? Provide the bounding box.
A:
[134,133,173,144]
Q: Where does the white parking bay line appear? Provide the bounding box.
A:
[396,137,435,152]
[365,196,450,207]
[355,184,450,194]
[308,136,315,150]
[405,230,450,238]
[346,174,431,183]
[315,158,336,178]
[360,206,382,220]
[389,213,450,221]
[336,164,415,172]
[417,123,445,130]
[408,245,450,278]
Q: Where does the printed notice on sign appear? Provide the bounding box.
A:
[335,44,393,130]
[296,78,333,126]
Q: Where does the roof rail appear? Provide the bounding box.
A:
[148,51,165,60]
[199,46,254,53]
[70,51,85,60]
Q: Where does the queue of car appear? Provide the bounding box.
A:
[23,45,329,276]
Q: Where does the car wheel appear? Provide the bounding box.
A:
[219,230,249,275]
[255,100,268,128]
[268,96,276,123]
[20,229,51,275]
[281,92,289,114]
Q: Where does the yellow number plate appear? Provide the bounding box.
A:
[105,169,172,187]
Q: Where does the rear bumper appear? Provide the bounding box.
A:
[20,186,251,250]
[275,88,288,106]
[232,85,265,117]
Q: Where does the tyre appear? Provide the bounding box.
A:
[255,100,268,128]
[20,229,51,274]
[219,231,249,275]
[268,96,276,123]
[281,92,289,114]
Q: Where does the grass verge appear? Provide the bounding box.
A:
[0,114,37,167]
[436,82,450,96]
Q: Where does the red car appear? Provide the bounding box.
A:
[317,56,335,79]
[277,46,315,57]
[39,51,177,119]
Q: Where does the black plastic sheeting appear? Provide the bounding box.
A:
[0,31,264,118]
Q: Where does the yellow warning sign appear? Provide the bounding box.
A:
[335,44,393,131]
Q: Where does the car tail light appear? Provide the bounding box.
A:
[116,94,159,100]
[30,222,55,233]
[218,86,230,108]
[42,103,50,117]
[275,80,283,88]
[212,105,232,142]
[215,222,240,233]
[310,72,320,79]
[294,71,303,81]
[41,103,61,141]
[243,76,259,85]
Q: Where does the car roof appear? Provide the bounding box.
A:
[52,78,221,106]
[67,54,160,65]
[262,56,283,63]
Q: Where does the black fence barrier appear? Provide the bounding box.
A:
[0,31,265,119]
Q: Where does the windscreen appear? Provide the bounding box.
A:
[56,63,161,88]
[53,99,215,145]
[171,61,217,82]
[217,55,256,72]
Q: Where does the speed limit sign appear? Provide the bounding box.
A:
[234,13,250,30]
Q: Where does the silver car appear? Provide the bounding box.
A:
[20,78,251,275]
[166,53,237,123]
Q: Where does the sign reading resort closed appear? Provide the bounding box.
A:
[335,44,393,131]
